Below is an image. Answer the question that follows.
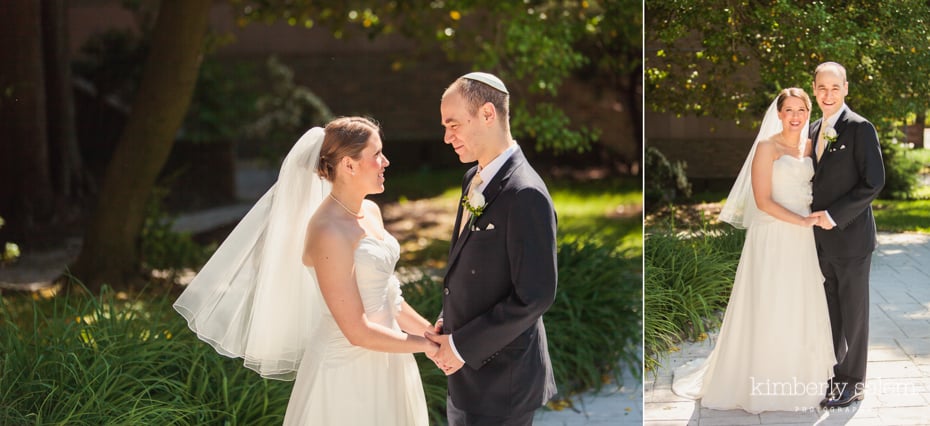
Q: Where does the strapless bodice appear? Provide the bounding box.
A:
[306,233,404,362]
[770,155,814,217]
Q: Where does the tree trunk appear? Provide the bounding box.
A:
[42,0,91,201]
[0,0,53,244]
[629,58,643,176]
[913,112,926,149]
[72,0,212,290]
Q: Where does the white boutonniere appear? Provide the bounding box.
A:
[823,127,838,150]
[462,191,486,228]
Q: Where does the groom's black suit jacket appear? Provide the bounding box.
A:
[441,147,557,416]
[810,108,884,257]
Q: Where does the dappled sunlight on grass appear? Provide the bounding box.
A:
[385,171,643,265]
[550,177,643,255]
[558,215,642,253]
[874,199,930,234]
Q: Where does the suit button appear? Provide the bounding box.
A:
[443,288,450,295]
[470,269,476,275]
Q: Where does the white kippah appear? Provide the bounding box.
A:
[461,72,509,95]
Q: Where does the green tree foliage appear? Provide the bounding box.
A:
[228,0,635,154]
[646,0,930,127]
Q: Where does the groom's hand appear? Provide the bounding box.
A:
[425,331,464,375]
[812,210,835,229]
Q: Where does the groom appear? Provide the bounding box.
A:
[809,61,885,408]
[426,72,558,425]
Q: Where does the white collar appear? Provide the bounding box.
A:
[475,143,519,192]
[823,103,848,129]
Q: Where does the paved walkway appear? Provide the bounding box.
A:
[535,357,643,425]
[645,232,930,425]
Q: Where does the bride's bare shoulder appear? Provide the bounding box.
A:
[754,138,778,158]
[303,209,359,266]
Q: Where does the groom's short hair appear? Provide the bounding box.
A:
[444,77,510,130]
[814,62,847,83]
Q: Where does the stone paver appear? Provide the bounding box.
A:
[646,232,930,425]
[534,358,643,425]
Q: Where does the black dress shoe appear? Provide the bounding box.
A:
[824,380,838,399]
[819,379,841,407]
[822,386,864,409]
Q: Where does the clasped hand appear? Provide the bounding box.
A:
[423,320,464,375]
[802,210,834,229]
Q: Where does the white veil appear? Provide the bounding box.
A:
[719,97,809,228]
[173,127,331,381]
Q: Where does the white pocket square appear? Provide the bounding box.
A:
[485,223,495,230]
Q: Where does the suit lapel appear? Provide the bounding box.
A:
[447,149,525,268]
[450,167,479,248]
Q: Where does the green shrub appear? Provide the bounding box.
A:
[242,56,335,164]
[644,145,692,213]
[548,239,642,390]
[140,186,215,272]
[643,223,744,372]
[1,236,639,425]
[880,129,923,200]
[0,284,292,425]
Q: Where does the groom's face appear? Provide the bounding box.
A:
[441,91,484,164]
[813,70,848,119]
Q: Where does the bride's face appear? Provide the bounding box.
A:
[352,133,390,194]
[778,97,809,132]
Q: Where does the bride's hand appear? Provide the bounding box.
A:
[799,214,819,227]
[422,337,440,357]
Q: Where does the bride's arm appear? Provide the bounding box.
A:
[751,141,818,226]
[396,301,433,336]
[307,224,437,355]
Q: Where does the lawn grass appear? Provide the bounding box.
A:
[383,166,643,257]
[874,198,930,233]
[550,177,643,253]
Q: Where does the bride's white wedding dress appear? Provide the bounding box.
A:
[672,155,836,413]
[283,233,428,425]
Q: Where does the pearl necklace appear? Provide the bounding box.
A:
[329,193,364,219]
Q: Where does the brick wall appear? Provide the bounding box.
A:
[68,1,638,172]
[645,109,757,179]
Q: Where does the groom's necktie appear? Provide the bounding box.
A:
[459,172,483,235]
[816,125,825,161]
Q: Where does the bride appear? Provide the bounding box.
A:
[672,88,836,413]
[174,117,434,425]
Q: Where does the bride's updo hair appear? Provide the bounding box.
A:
[776,87,812,112]
[318,117,382,181]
